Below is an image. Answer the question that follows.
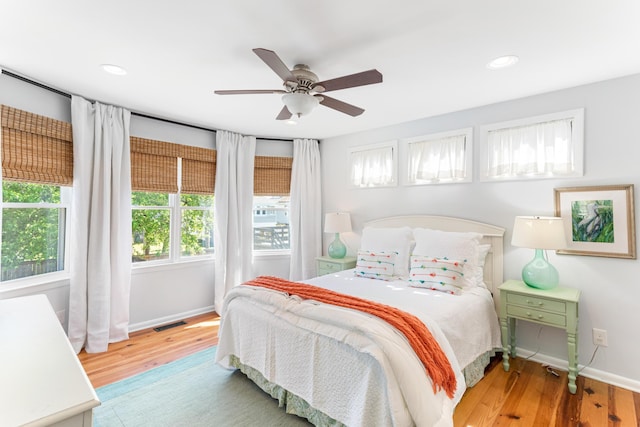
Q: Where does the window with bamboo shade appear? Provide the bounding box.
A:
[1,104,71,282]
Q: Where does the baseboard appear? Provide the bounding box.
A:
[129,305,216,333]
[515,347,640,393]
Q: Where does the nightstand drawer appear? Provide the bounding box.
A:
[316,256,356,276]
[317,261,341,273]
[506,305,566,327]
[507,293,566,313]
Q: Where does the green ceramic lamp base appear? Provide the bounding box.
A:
[328,233,347,259]
[522,249,559,290]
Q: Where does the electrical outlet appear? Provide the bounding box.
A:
[592,328,608,347]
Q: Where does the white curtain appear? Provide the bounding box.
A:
[350,145,395,187]
[408,135,467,183]
[68,95,132,354]
[214,130,255,313]
[289,138,322,280]
[487,118,574,177]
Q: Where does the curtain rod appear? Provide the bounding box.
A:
[1,68,294,143]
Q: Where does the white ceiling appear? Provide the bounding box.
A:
[2,1,640,140]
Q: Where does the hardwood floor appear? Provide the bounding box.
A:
[78,312,219,388]
[79,312,640,426]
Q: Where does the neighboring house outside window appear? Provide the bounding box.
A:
[253,156,292,252]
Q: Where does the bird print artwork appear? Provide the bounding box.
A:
[571,199,614,243]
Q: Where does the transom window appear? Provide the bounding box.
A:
[348,141,398,188]
[480,109,584,181]
[404,128,472,185]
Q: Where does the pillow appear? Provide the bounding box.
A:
[360,226,413,277]
[408,255,466,295]
[412,228,483,287]
[477,244,491,266]
[475,244,491,287]
[354,250,396,280]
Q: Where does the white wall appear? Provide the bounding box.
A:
[320,73,640,390]
[0,73,291,332]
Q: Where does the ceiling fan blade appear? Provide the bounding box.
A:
[314,69,382,93]
[214,89,285,95]
[253,48,297,83]
[318,95,365,116]
[276,106,292,120]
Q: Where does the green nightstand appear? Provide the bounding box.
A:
[499,279,581,394]
[316,256,356,276]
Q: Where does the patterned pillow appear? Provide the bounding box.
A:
[408,255,467,295]
[354,250,397,280]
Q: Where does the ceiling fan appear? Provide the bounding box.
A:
[215,48,383,121]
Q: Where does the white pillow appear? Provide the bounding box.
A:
[412,228,483,287]
[476,244,491,287]
[354,250,396,280]
[408,255,467,295]
[360,226,413,277]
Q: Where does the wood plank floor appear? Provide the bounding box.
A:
[78,312,640,426]
[78,312,219,388]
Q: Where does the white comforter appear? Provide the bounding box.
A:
[216,270,501,427]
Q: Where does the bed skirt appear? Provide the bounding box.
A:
[229,350,496,426]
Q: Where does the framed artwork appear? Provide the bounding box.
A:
[554,184,636,258]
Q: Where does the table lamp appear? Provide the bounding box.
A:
[324,212,352,259]
[512,216,567,289]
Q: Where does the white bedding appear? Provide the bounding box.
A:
[309,270,502,370]
[216,270,501,427]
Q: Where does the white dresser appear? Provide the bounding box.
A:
[0,295,100,426]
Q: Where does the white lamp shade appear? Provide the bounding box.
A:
[512,216,567,250]
[282,93,320,117]
[324,212,352,233]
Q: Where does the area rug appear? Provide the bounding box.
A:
[94,346,311,426]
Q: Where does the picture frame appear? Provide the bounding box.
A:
[554,184,636,259]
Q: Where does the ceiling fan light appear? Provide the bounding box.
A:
[282,93,319,117]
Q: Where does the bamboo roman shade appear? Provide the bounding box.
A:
[1,105,73,185]
[130,136,179,193]
[254,156,292,196]
[181,145,216,195]
[130,136,216,194]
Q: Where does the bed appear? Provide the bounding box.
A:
[216,215,505,427]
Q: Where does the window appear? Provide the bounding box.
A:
[252,156,292,252]
[253,196,290,251]
[130,137,215,265]
[181,194,214,256]
[480,109,584,181]
[1,182,70,281]
[349,141,398,188]
[131,192,171,262]
[1,105,73,283]
[131,191,214,263]
[404,128,472,185]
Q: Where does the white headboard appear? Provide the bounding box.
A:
[363,215,505,310]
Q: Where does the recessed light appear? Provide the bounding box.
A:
[486,55,519,70]
[100,64,127,76]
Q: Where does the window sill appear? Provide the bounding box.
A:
[253,250,291,259]
[0,272,70,296]
[132,257,214,275]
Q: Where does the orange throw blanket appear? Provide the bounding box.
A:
[243,275,457,399]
